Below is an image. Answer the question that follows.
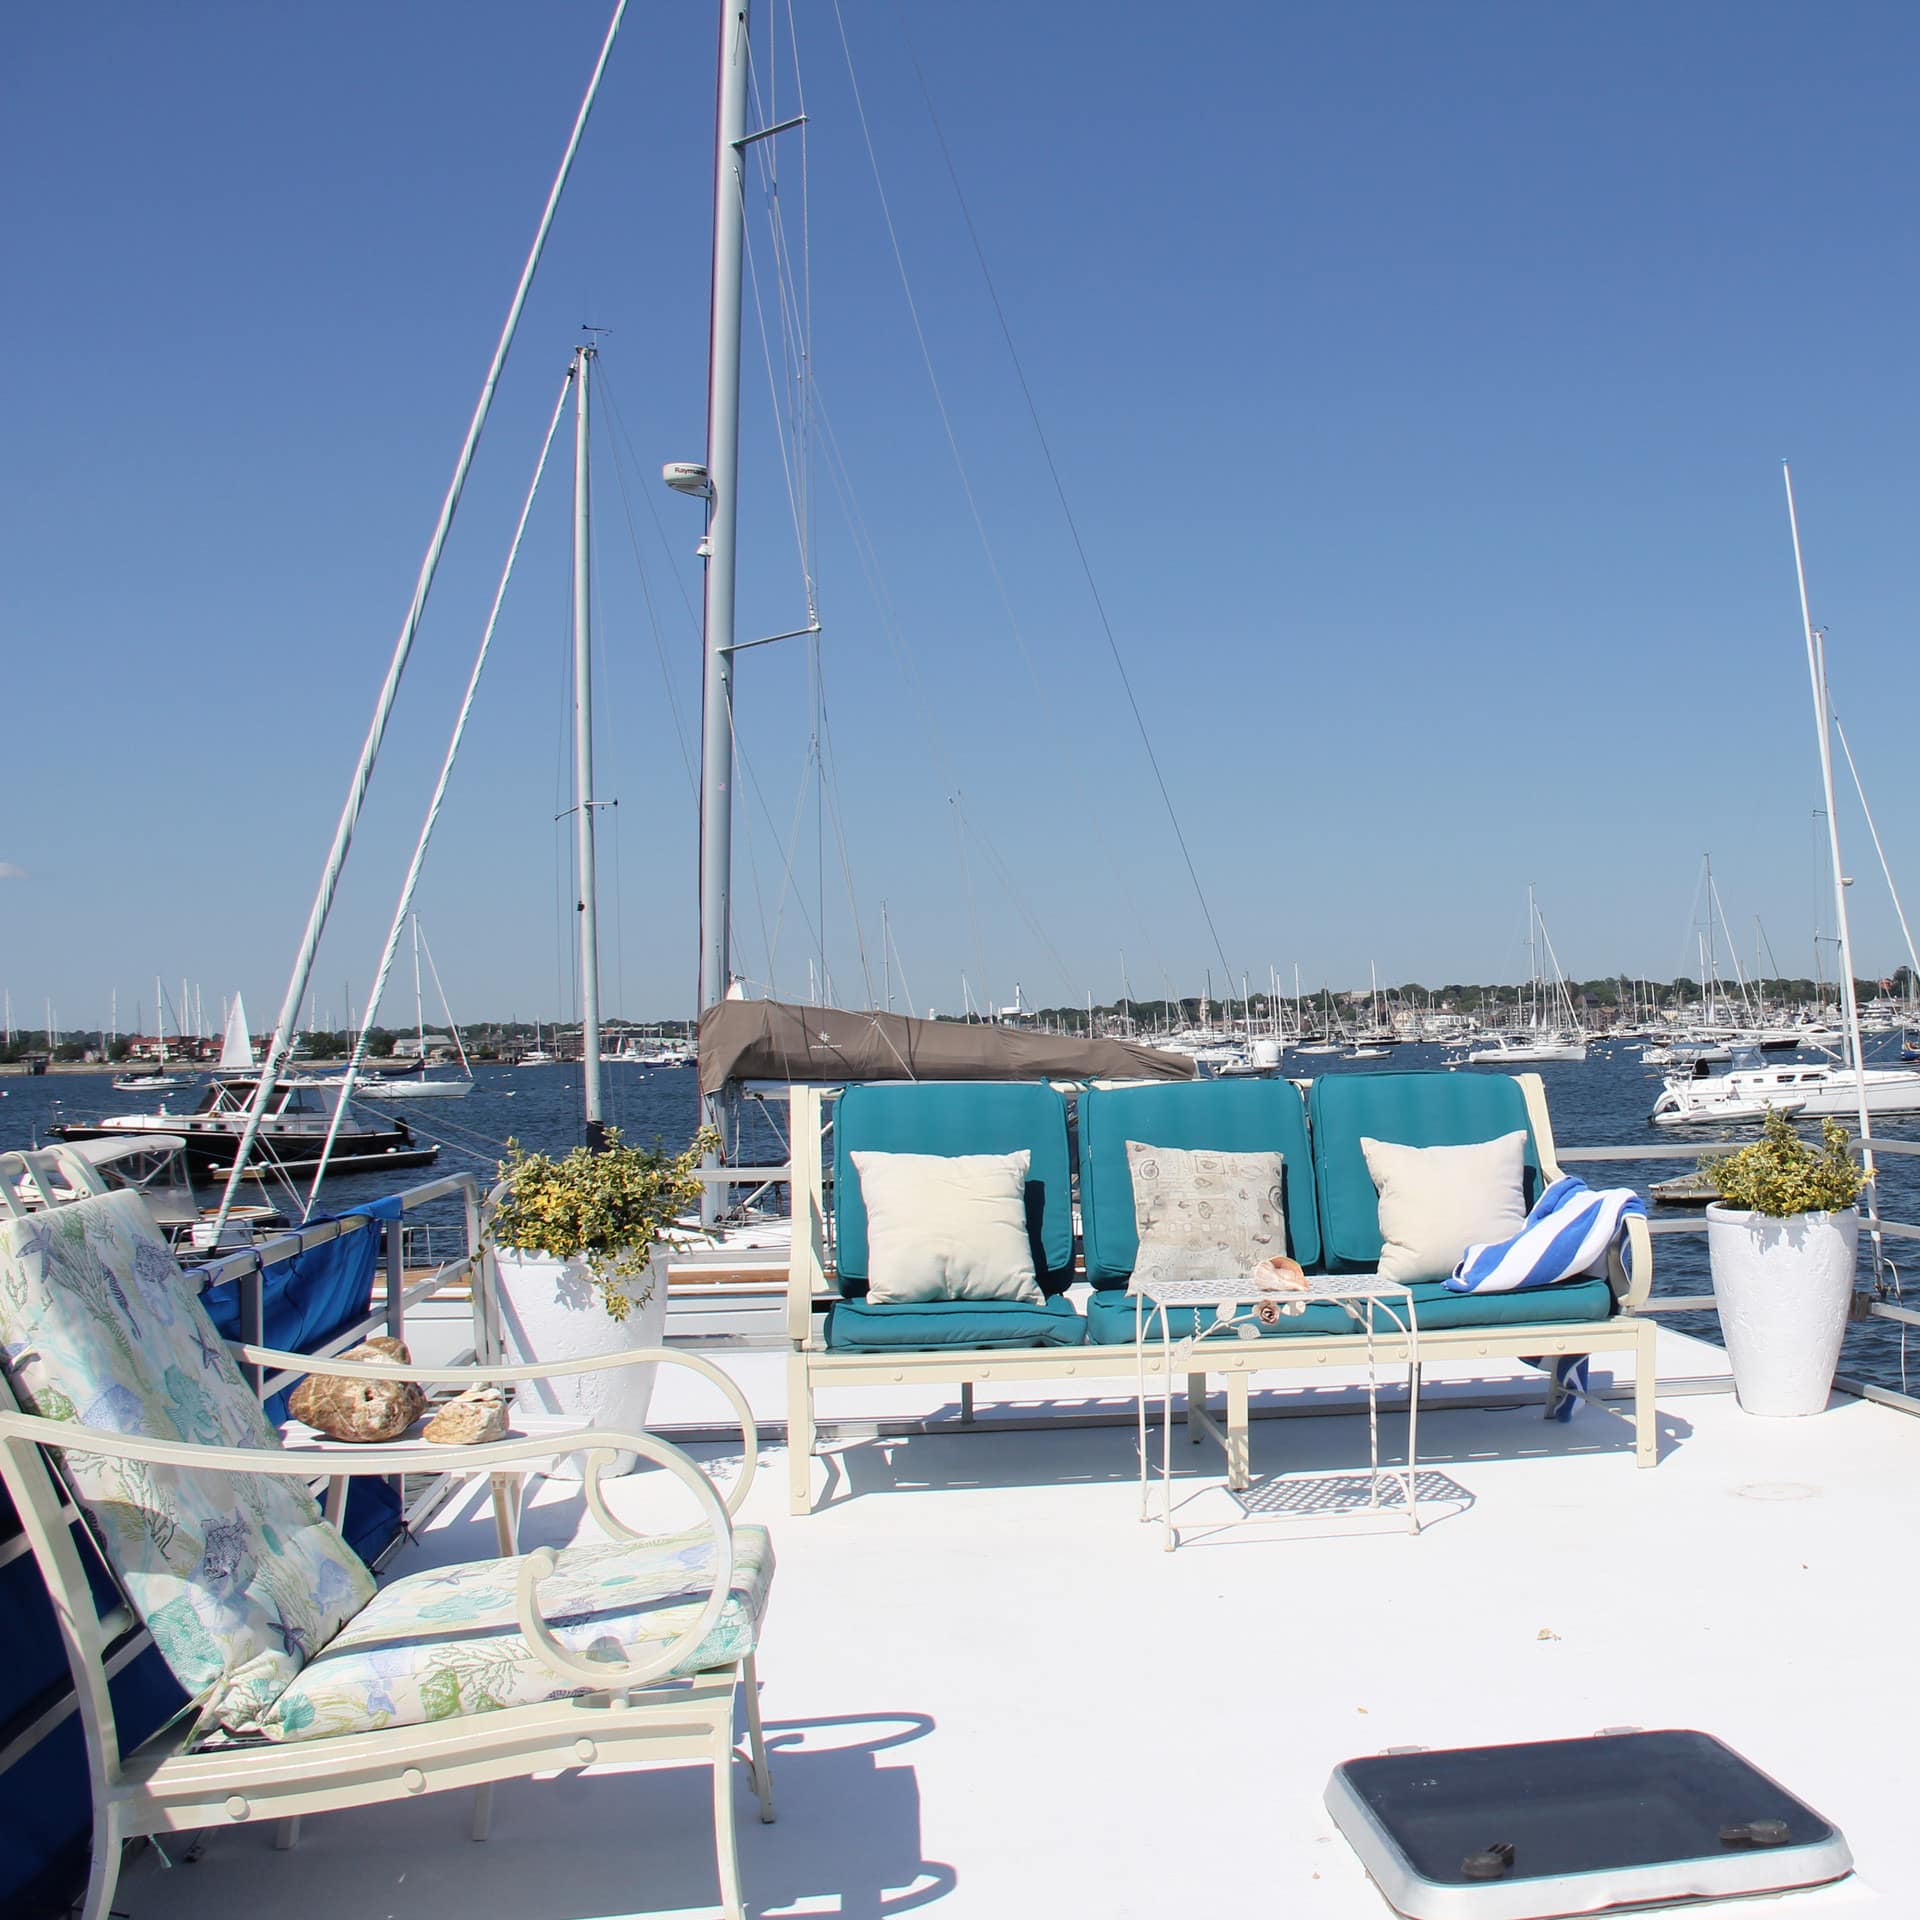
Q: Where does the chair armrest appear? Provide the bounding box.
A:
[513,1437,735,1690]
[0,1412,740,1695]
[0,1409,674,1482]
[230,1343,757,1514]
[1612,1211,1654,1311]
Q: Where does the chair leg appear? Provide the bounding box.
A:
[958,1380,975,1424]
[274,1815,302,1851]
[786,1351,815,1515]
[712,1720,745,1920]
[1186,1372,1206,1444]
[79,1807,122,1920]
[742,1654,775,1824]
[490,1472,521,1555]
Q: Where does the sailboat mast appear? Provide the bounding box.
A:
[572,342,606,1147]
[411,914,426,1062]
[1783,461,1880,1270]
[696,0,751,1057]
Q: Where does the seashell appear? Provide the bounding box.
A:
[421,1385,510,1446]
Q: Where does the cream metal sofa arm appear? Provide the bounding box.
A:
[1613,1210,1655,1311]
[237,1342,758,1511]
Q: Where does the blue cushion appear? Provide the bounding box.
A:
[825,1294,1086,1352]
[1082,1275,1613,1344]
[833,1082,1076,1295]
[1309,1072,1545,1273]
[1078,1079,1320,1285]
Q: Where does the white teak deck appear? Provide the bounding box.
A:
[116,1327,1901,1918]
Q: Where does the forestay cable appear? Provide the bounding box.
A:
[301,368,575,1216]
[213,0,631,1235]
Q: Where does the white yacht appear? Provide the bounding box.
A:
[1467,1030,1589,1065]
[1651,1044,1920,1126]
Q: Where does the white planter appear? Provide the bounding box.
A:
[1705,1204,1859,1417]
[491,1243,667,1475]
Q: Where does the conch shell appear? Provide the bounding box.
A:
[1253,1255,1309,1324]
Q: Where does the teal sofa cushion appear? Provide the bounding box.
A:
[1309,1072,1545,1273]
[1078,1079,1320,1285]
[1083,1274,1612,1344]
[833,1082,1075,1296]
[825,1293,1086,1352]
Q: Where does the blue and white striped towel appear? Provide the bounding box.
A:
[1446,1174,1646,1295]
[1445,1175,1647,1423]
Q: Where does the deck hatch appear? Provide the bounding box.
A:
[1326,1729,1850,1917]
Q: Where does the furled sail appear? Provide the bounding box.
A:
[699,1000,1196,1095]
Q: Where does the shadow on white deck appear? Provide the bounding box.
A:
[119,1329,1898,1917]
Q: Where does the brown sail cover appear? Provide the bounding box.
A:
[698,1000,1196,1095]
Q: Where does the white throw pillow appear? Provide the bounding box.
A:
[1360,1132,1529,1285]
[1126,1142,1289,1287]
[850,1149,1043,1304]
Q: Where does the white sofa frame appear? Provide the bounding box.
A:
[0,1147,775,1920]
[783,1073,1657,1514]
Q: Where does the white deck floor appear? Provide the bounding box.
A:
[118,1328,1908,1918]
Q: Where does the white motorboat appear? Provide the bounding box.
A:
[111,1070,198,1093]
[1467,1031,1589,1065]
[1651,1045,1920,1126]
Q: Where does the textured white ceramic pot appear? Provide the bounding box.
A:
[1705,1204,1858,1417]
[491,1244,667,1475]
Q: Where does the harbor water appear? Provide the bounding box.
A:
[8,1042,1920,1394]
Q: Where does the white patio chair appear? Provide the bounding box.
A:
[0,1155,775,1920]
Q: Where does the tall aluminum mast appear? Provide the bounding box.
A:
[572,341,606,1147]
[689,0,752,1222]
[698,6,750,1028]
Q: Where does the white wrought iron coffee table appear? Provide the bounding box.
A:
[1133,1272,1422,1549]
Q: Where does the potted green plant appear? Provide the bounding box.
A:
[1704,1110,1864,1417]
[486,1128,715,1468]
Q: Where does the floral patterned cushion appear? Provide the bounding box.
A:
[0,1191,376,1741]
[255,1525,774,1743]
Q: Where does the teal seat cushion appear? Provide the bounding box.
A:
[826,1293,1086,1352]
[833,1082,1076,1295]
[1309,1072,1545,1273]
[1083,1275,1613,1344]
[1078,1079,1320,1286]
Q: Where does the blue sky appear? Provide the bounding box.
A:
[5,2,1920,1036]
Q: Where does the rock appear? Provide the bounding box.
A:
[288,1335,425,1443]
[421,1385,510,1446]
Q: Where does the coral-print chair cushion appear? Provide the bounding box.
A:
[258,1527,775,1742]
[0,1192,376,1741]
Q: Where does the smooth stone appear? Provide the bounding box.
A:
[421,1385,510,1446]
[288,1335,425,1443]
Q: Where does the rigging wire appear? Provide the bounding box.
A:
[824,1,1183,1006]
[212,0,631,1237]
[889,11,1239,998]
[595,367,699,798]
[299,368,575,1215]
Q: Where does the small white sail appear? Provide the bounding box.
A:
[218,993,257,1070]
